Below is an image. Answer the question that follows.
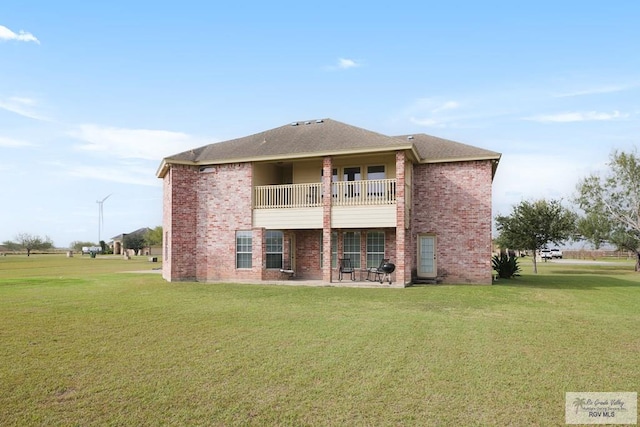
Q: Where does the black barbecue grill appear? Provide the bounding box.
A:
[380,262,395,284]
[366,259,396,284]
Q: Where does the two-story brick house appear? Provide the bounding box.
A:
[157,119,500,286]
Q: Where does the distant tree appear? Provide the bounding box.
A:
[99,240,113,254]
[1,240,21,252]
[576,211,611,250]
[576,149,640,270]
[144,226,163,247]
[8,233,54,256]
[495,199,577,273]
[124,233,146,254]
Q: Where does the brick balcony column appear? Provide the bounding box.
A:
[322,156,333,282]
[395,151,408,286]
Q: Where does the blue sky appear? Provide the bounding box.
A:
[1,1,639,247]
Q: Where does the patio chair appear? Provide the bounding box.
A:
[339,258,355,281]
[367,258,389,283]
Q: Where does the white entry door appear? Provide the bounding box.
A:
[417,234,436,278]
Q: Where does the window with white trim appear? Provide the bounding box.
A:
[266,230,283,269]
[343,167,362,197]
[367,165,385,180]
[236,231,252,269]
[366,231,385,268]
[367,165,386,196]
[343,231,361,268]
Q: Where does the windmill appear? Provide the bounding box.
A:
[97,194,112,244]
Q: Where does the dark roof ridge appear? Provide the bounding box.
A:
[157,119,501,177]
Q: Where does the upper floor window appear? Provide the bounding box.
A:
[367,166,386,196]
[367,165,385,180]
[343,167,361,181]
[323,165,386,182]
[343,167,362,197]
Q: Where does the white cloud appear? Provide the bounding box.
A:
[337,58,360,69]
[492,152,603,216]
[525,110,629,123]
[0,96,50,121]
[39,157,160,186]
[64,164,159,187]
[0,136,35,147]
[326,58,362,70]
[431,101,460,113]
[0,25,39,44]
[409,98,461,113]
[70,124,208,161]
[405,98,463,128]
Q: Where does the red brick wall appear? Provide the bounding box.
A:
[162,169,171,280]
[163,165,198,281]
[163,163,260,282]
[412,161,493,284]
[163,157,494,285]
[196,163,256,281]
[395,151,411,285]
[293,230,323,279]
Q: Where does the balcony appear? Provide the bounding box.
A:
[254,179,397,209]
[332,179,396,207]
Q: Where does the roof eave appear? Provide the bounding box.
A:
[420,154,502,164]
[157,158,203,178]
[156,159,169,178]
[492,154,502,179]
[159,144,417,171]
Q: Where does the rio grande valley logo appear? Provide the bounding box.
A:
[566,392,637,425]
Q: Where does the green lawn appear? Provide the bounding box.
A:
[1,255,638,426]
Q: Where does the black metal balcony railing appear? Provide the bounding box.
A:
[253,179,396,209]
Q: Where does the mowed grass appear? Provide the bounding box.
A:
[1,255,638,426]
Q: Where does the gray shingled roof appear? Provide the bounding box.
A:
[395,134,500,163]
[159,118,500,175]
[111,227,152,241]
